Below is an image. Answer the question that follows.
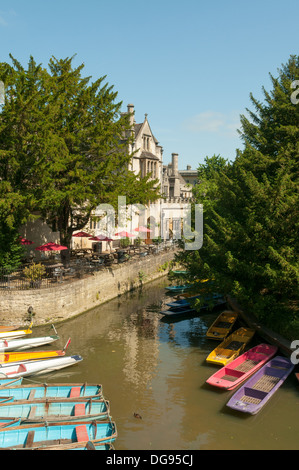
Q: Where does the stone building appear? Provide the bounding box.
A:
[124,104,163,188]
[123,103,198,202]
[162,154,198,202]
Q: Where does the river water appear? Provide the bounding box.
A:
[34,277,299,450]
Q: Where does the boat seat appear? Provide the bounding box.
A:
[28,406,37,419]
[69,386,81,398]
[25,430,35,448]
[28,389,35,400]
[75,425,89,442]
[74,403,86,416]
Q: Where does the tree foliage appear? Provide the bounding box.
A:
[0,55,160,265]
[177,56,299,339]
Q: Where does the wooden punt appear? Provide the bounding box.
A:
[0,338,70,365]
[0,378,23,388]
[0,382,102,402]
[0,419,117,449]
[206,343,278,389]
[0,335,59,352]
[0,323,33,340]
[165,285,192,294]
[0,398,110,424]
[45,441,115,450]
[0,355,83,379]
[226,356,294,414]
[206,310,238,340]
[206,327,255,366]
[0,325,20,332]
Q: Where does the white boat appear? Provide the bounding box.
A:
[0,323,33,340]
[0,355,83,379]
[0,335,59,352]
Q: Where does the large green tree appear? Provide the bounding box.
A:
[177,56,299,339]
[0,55,160,265]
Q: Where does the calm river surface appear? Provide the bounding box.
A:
[34,277,299,450]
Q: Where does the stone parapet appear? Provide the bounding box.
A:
[0,251,176,326]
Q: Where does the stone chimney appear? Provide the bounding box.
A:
[170,153,180,198]
[171,153,179,177]
[127,104,135,127]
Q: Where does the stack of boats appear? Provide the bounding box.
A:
[204,310,295,415]
[162,281,226,318]
[0,323,117,450]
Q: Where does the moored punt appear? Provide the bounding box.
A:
[0,323,33,340]
[206,327,255,366]
[0,382,102,402]
[226,356,295,414]
[0,325,20,332]
[206,310,238,341]
[0,378,23,388]
[0,348,67,365]
[160,305,197,317]
[206,343,278,390]
[165,285,192,294]
[46,441,115,450]
[166,298,192,308]
[0,419,117,449]
[0,417,21,427]
[161,296,226,319]
[0,335,59,352]
[0,398,110,424]
[0,338,70,364]
[0,355,83,379]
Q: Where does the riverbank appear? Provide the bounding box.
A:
[0,249,176,326]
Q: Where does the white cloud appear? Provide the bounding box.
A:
[182,110,241,137]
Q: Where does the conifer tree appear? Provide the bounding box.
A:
[177,56,299,338]
[0,55,160,265]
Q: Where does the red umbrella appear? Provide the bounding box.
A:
[134,226,152,233]
[72,231,92,238]
[19,237,33,245]
[35,242,68,251]
[72,231,92,248]
[115,231,135,238]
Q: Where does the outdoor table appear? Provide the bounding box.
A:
[44,263,64,282]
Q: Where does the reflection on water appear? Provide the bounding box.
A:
[35,278,299,450]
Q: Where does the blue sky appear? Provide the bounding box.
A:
[0,0,298,169]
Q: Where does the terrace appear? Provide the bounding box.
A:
[0,240,176,290]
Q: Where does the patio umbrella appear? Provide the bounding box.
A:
[72,231,92,238]
[72,231,92,248]
[35,242,68,251]
[89,235,114,252]
[115,231,135,238]
[134,226,152,233]
[19,237,33,245]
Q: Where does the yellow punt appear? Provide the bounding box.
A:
[206,310,238,341]
[0,349,66,364]
[0,323,33,340]
[206,327,255,366]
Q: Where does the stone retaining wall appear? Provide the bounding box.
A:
[0,250,176,326]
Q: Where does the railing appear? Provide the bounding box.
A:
[0,241,177,290]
